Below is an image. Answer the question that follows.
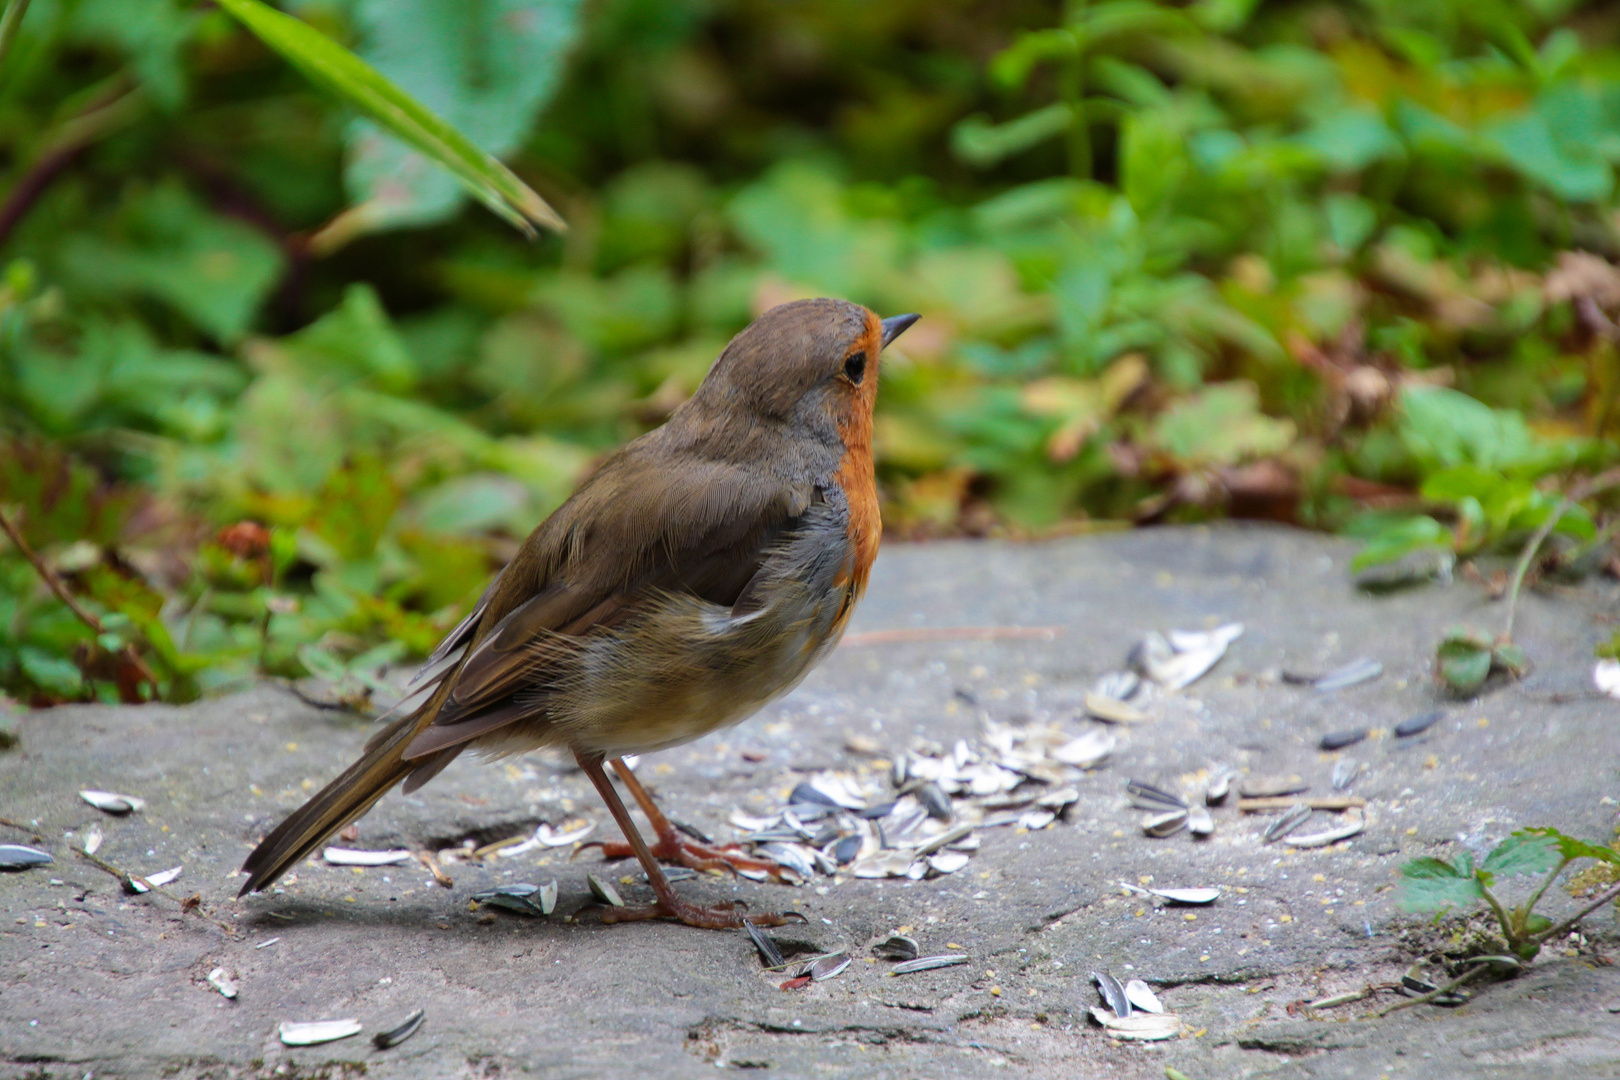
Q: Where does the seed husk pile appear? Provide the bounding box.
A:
[1088,971,1181,1040]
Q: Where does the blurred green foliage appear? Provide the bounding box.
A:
[2,0,1619,704]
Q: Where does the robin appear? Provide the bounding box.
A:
[239,298,919,929]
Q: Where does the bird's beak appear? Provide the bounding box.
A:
[880,313,920,348]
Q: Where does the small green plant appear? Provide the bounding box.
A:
[1397,828,1620,962]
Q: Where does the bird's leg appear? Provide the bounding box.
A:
[590,758,790,880]
[574,751,799,929]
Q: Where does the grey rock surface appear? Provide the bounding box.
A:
[2,525,1618,1078]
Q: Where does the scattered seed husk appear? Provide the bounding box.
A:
[1124,979,1164,1013]
[914,823,974,857]
[1050,729,1116,768]
[1312,658,1383,692]
[1143,809,1189,838]
[927,851,971,875]
[280,1019,363,1046]
[874,934,919,960]
[127,865,183,893]
[1284,807,1366,848]
[537,820,595,846]
[1084,692,1148,724]
[1205,768,1237,804]
[743,918,786,968]
[1121,884,1220,905]
[730,809,781,832]
[857,800,897,819]
[1460,954,1523,973]
[1263,804,1313,842]
[915,782,953,822]
[810,952,851,981]
[1240,776,1308,798]
[1330,759,1364,791]
[852,851,917,879]
[1399,967,1469,1006]
[789,781,842,809]
[1131,623,1243,690]
[1089,1007,1182,1040]
[537,879,558,914]
[890,954,969,975]
[82,825,102,856]
[1092,970,1130,1018]
[206,967,238,1000]
[1394,710,1443,738]
[757,842,816,882]
[255,937,280,949]
[586,872,623,907]
[1091,669,1141,701]
[1185,805,1214,836]
[323,847,413,867]
[1318,728,1368,751]
[1596,659,1620,700]
[0,844,51,869]
[831,833,862,865]
[79,790,145,814]
[372,1009,425,1050]
[1018,808,1057,831]
[1127,779,1187,810]
[473,883,549,915]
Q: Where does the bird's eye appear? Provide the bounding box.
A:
[842,350,867,385]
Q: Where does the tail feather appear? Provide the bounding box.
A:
[239,708,427,897]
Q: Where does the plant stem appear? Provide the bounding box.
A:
[0,505,159,693]
[74,848,239,938]
[1372,963,1491,1018]
[1528,879,1620,948]
[1502,467,1620,641]
[1519,857,1573,930]
[0,0,32,73]
[1478,883,1516,945]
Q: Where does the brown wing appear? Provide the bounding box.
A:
[400,440,817,762]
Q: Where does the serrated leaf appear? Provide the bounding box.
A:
[213,0,564,237]
[1520,828,1620,866]
[1397,857,1486,912]
[1482,833,1561,878]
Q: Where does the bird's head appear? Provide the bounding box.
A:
[688,298,919,449]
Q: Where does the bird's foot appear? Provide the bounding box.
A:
[593,832,791,881]
[600,896,806,930]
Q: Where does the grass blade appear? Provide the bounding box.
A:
[212,0,564,236]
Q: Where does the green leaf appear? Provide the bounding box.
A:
[1397,856,1486,912]
[1482,833,1562,878]
[1150,382,1294,467]
[212,0,564,237]
[1351,515,1451,572]
[952,104,1074,168]
[56,183,284,343]
[1520,828,1620,866]
[17,646,84,697]
[1437,631,1493,695]
[343,0,584,233]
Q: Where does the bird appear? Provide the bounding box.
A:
[238,298,919,929]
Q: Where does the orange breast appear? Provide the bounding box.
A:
[834,441,881,595]
[832,311,884,595]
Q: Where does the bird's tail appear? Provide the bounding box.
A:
[238,703,442,897]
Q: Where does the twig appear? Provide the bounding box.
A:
[0,0,30,71]
[74,848,239,938]
[1529,879,1620,948]
[0,77,141,247]
[1238,796,1366,812]
[1503,467,1620,642]
[840,626,1063,647]
[0,814,41,835]
[1372,963,1491,1018]
[0,506,159,692]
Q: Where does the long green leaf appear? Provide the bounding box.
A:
[212,0,564,236]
